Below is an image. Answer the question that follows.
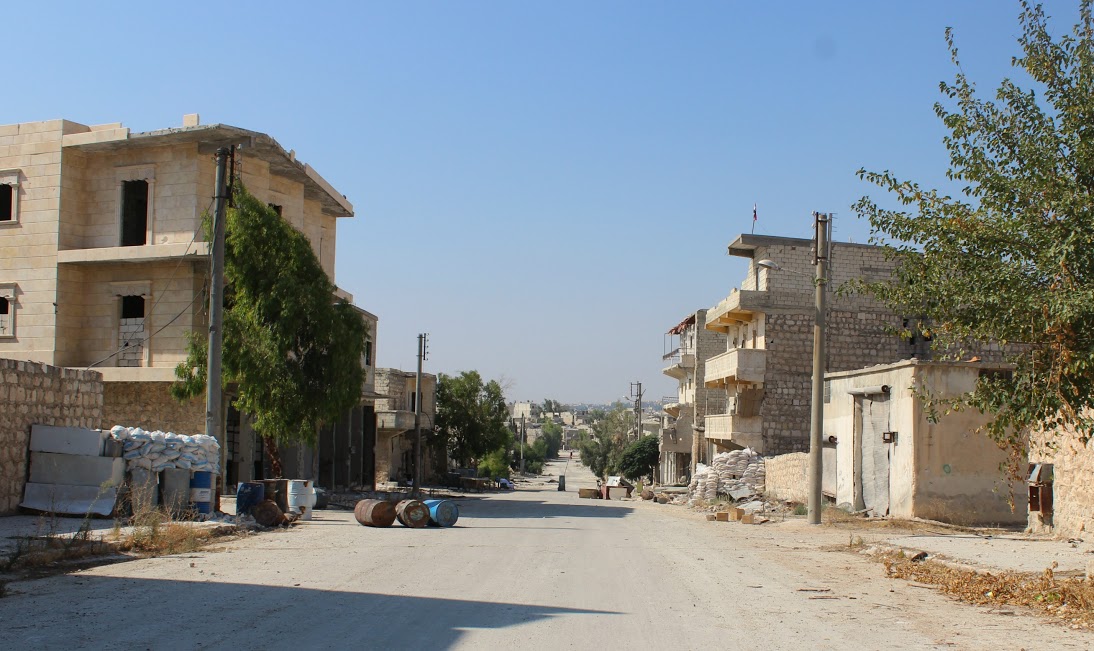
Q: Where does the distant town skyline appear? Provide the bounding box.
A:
[3,1,1080,403]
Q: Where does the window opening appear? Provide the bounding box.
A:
[0,296,9,335]
[0,185,12,221]
[121,180,149,246]
[118,295,146,367]
[268,203,283,217]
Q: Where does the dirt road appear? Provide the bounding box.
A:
[1,457,1086,650]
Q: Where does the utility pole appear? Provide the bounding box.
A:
[413,333,427,496]
[630,381,643,440]
[808,212,830,525]
[205,147,230,501]
[520,415,526,474]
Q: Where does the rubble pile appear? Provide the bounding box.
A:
[110,425,221,475]
[687,449,765,505]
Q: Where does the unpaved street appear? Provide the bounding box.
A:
[1,458,1088,650]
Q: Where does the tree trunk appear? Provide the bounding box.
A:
[263,436,283,478]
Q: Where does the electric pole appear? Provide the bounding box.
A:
[205,147,229,501]
[413,333,427,496]
[520,415,526,474]
[630,381,643,440]
[808,212,830,525]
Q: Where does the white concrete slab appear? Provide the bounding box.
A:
[29,425,106,456]
[28,452,125,488]
[19,483,118,516]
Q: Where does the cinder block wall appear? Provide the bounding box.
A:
[0,358,103,513]
[763,452,809,503]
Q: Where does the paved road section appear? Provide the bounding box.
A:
[1,457,1087,650]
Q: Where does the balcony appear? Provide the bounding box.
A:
[662,402,681,418]
[704,413,764,450]
[705,289,768,333]
[376,410,416,432]
[661,351,695,380]
[705,348,766,387]
[57,242,211,265]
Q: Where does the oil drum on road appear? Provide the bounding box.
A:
[354,499,397,527]
[395,499,430,528]
[422,499,459,527]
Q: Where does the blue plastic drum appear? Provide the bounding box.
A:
[235,482,264,515]
[423,499,459,527]
[190,471,214,515]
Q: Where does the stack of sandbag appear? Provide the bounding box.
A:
[686,449,767,503]
[110,425,221,475]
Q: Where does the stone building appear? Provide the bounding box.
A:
[374,368,438,488]
[660,309,726,484]
[0,116,376,491]
[702,233,922,456]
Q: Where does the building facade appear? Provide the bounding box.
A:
[660,309,726,483]
[702,234,922,456]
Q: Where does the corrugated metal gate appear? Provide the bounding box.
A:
[859,394,891,516]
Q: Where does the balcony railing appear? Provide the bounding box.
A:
[704,348,766,387]
[662,352,696,380]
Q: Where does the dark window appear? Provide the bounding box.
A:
[409,390,416,412]
[121,180,148,246]
[364,340,373,367]
[0,185,12,221]
[268,203,283,217]
[121,295,145,319]
[0,296,7,314]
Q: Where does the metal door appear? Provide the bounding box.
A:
[859,394,891,515]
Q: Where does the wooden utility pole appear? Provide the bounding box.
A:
[205,147,230,501]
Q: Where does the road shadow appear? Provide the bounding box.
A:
[2,576,620,649]
[457,498,634,520]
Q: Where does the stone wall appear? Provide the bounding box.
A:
[0,358,103,513]
[102,381,205,435]
[1029,426,1094,538]
[764,452,809,503]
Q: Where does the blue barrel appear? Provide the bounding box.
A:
[236,482,264,516]
[423,499,459,527]
[190,471,213,515]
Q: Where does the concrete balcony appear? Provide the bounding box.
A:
[57,242,210,265]
[662,402,681,418]
[704,348,766,387]
[661,352,695,380]
[705,290,768,333]
[704,413,764,450]
[376,410,416,433]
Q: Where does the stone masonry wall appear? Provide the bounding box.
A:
[0,358,103,514]
[1029,426,1094,538]
[102,381,205,435]
[764,452,809,503]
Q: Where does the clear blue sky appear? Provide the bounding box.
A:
[5,1,1081,403]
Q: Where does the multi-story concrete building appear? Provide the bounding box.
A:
[374,368,437,487]
[0,115,378,490]
[660,309,726,483]
[702,233,921,456]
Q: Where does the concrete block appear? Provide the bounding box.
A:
[715,511,730,521]
[30,425,105,456]
[20,482,118,516]
[29,452,124,487]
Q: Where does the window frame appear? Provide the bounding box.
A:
[0,169,20,226]
[114,165,156,247]
[0,283,17,339]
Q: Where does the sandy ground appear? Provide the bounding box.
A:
[0,456,1089,650]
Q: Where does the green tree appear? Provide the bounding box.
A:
[172,186,367,474]
[436,371,513,466]
[855,1,1094,460]
[576,405,631,478]
[619,435,660,481]
[477,448,512,481]
[540,419,563,458]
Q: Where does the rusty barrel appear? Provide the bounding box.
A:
[395,499,430,528]
[354,499,397,527]
[423,499,459,527]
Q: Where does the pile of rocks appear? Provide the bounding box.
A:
[110,426,221,475]
[687,449,766,505]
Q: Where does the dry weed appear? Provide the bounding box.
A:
[878,549,1094,628]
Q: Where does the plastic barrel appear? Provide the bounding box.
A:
[395,499,430,528]
[236,482,265,516]
[190,471,213,515]
[287,480,316,520]
[354,499,397,527]
[423,499,459,527]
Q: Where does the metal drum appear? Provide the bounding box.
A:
[395,499,430,528]
[354,499,397,527]
[422,499,459,527]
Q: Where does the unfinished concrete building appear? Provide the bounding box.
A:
[374,368,437,488]
[660,309,726,484]
[702,233,923,456]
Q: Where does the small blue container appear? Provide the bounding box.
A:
[236,482,264,516]
[190,471,214,515]
[423,499,459,527]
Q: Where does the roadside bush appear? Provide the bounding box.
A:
[478,448,511,480]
